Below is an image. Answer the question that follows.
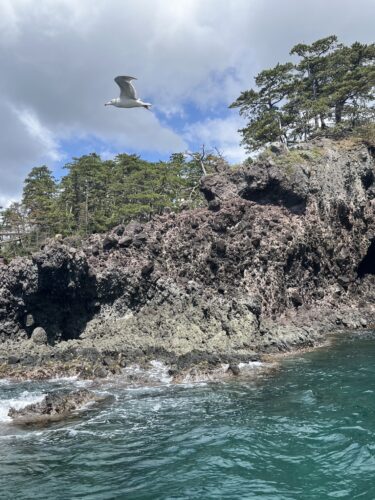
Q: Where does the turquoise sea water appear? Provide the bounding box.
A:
[1,332,375,499]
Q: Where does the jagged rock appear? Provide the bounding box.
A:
[228,364,240,376]
[1,139,375,379]
[94,366,108,378]
[8,389,104,425]
[269,142,288,155]
[288,289,303,307]
[141,261,154,276]
[103,235,118,251]
[114,225,126,236]
[133,232,148,247]
[208,199,221,212]
[118,235,133,247]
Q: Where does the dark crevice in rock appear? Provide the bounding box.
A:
[336,200,353,230]
[24,281,97,343]
[357,240,375,278]
[19,248,99,343]
[239,181,307,215]
[27,298,97,343]
[200,186,215,202]
[361,170,374,190]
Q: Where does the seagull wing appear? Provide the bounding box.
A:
[114,76,138,100]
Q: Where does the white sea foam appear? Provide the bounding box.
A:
[238,361,264,369]
[48,376,92,388]
[120,360,173,386]
[148,360,173,384]
[48,375,80,382]
[0,391,45,423]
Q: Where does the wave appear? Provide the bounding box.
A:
[0,391,46,423]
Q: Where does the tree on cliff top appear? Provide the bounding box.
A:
[0,149,222,259]
[22,166,58,231]
[230,35,375,151]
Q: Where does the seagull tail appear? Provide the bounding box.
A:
[143,104,152,111]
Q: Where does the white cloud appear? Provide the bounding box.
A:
[184,115,247,163]
[13,106,63,162]
[0,0,22,44]
[0,0,374,204]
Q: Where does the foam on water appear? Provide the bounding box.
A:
[148,360,173,384]
[1,335,375,498]
[120,360,173,386]
[0,391,46,423]
[238,360,265,369]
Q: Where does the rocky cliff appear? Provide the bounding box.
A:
[1,137,375,378]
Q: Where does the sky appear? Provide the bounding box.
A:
[0,0,374,207]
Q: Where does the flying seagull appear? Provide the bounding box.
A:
[105,76,152,110]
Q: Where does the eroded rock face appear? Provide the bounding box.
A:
[0,246,97,343]
[1,138,375,372]
[8,389,101,425]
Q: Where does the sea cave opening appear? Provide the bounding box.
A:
[357,240,375,278]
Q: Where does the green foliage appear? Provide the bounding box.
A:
[0,150,219,258]
[231,35,375,151]
[22,166,58,233]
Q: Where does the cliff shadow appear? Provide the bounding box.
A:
[357,240,375,278]
[23,269,98,344]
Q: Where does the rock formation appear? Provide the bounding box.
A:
[1,137,375,378]
[8,389,103,425]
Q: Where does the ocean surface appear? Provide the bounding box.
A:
[1,332,375,499]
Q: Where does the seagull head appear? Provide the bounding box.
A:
[104,99,115,106]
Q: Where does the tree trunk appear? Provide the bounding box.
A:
[335,101,345,124]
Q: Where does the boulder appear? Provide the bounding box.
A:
[133,232,148,247]
[119,235,133,248]
[208,199,221,212]
[31,327,48,345]
[102,235,118,251]
[228,364,240,376]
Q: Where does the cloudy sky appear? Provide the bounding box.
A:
[0,0,374,206]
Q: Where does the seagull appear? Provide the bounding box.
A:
[105,76,152,110]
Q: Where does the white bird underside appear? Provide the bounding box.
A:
[105,75,152,109]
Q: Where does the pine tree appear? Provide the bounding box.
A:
[22,166,58,235]
[59,154,110,234]
[231,36,375,151]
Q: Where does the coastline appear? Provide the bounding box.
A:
[1,138,375,386]
[0,311,372,384]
